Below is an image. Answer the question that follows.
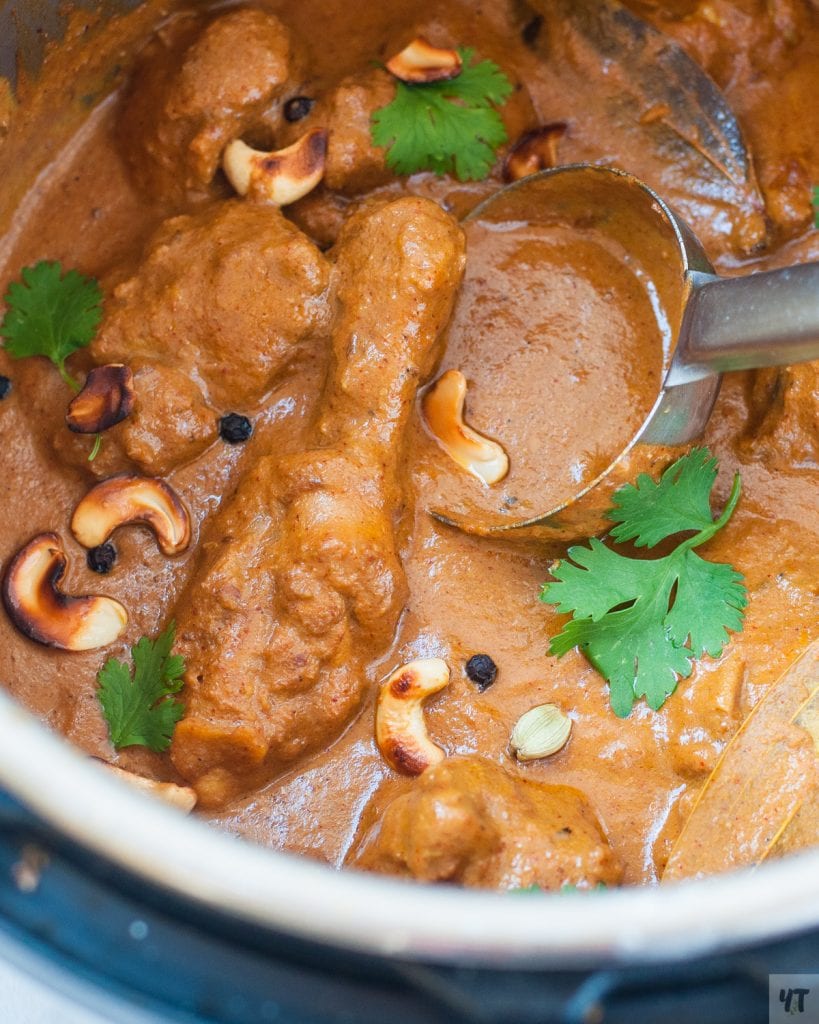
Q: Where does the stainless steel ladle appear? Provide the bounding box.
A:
[432,165,819,541]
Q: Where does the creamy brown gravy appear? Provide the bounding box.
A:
[0,0,817,886]
[428,219,665,518]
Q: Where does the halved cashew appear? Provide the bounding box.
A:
[386,37,463,84]
[223,129,327,206]
[375,658,450,775]
[503,124,567,182]
[421,369,509,485]
[71,475,191,557]
[99,762,197,813]
[2,533,127,651]
[66,364,135,434]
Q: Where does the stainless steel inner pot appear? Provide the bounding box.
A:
[1,0,818,991]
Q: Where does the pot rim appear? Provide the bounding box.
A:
[0,690,816,966]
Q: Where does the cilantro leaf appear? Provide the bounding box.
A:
[435,49,513,108]
[541,449,747,716]
[544,538,660,621]
[1,261,103,391]
[371,48,514,182]
[606,446,718,547]
[665,551,747,658]
[98,622,186,752]
[549,574,694,717]
[813,185,819,229]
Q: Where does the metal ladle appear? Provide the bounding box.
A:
[431,165,819,542]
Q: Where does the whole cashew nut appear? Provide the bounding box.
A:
[66,364,135,434]
[375,658,450,775]
[71,475,191,557]
[503,124,567,183]
[99,761,197,813]
[421,369,510,485]
[2,533,128,651]
[386,38,463,84]
[223,129,327,206]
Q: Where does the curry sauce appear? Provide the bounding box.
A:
[0,0,817,888]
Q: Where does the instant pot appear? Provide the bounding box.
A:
[1,2,819,1021]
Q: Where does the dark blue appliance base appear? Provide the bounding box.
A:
[0,791,814,1024]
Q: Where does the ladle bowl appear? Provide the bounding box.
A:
[431,165,819,541]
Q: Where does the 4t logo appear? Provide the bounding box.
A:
[781,988,811,1015]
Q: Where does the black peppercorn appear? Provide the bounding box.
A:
[521,15,543,48]
[465,654,498,691]
[219,413,253,444]
[0,376,11,400]
[87,543,117,575]
[284,96,315,122]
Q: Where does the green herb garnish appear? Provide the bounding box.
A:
[371,48,513,182]
[98,622,185,752]
[1,261,106,461]
[1,260,102,391]
[813,185,819,228]
[540,448,747,718]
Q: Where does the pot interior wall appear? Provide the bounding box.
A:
[0,0,171,240]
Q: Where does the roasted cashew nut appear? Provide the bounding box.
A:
[99,761,197,813]
[503,124,567,183]
[386,37,463,84]
[375,658,450,775]
[66,364,135,434]
[223,129,327,206]
[71,475,191,557]
[2,533,128,651]
[421,369,510,485]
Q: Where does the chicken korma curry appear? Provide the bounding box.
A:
[0,0,816,891]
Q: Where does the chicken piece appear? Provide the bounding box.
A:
[118,361,219,477]
[119,8,298,204]
[95,202,329,410]
[170,197,466,806]
[286,59,535,200]
[56,201,331,476]
[52,358,218,478]
[282,69,396,196]
[743,363,819,470]
[348,757,623,891]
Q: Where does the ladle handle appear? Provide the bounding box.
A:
[666,261,819,386]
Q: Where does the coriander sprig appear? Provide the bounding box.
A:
[1,260,103,391]
[371,48,513,182]
[98,622,186,753]
[540,448,747,717]
[1,260,105,459]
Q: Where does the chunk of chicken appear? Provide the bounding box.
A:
[116,361,219,478]
[743,363,819,470]
[95,202,329,410]
[284,58,535,200]
[119,8,299,204]
[170,198,466,806]
[282,69,396,196]
[348,757,623,891]
[53,201,331,476]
